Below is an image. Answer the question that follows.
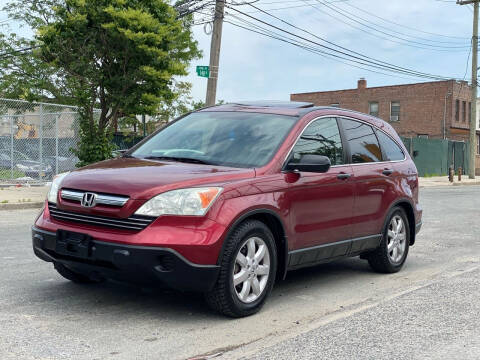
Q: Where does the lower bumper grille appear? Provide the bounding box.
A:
[48,203,155,231]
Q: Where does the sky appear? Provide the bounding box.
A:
[0,0,475,103]
[183,0,474,102]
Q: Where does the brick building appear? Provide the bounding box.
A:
[291,78,476,143]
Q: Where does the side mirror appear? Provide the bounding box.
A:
[284,154,331,173]
[113,149,128,158]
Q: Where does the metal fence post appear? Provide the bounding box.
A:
[55,114,59,176]
[39,104,44,179]
[10,115,14,180]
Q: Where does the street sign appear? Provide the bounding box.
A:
[196,65,210,78]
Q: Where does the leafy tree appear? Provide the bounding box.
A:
[2,0,200,166]
[191,99,225,110]
[0,34,75,104]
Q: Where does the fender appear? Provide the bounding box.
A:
[215,208,289,280]
[382,198,417,245]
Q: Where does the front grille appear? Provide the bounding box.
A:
[48,203,155,231]
[61,189,129,207]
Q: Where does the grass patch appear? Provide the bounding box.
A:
[1,200,8,204]
[0,169,25,179]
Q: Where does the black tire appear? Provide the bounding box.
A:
[205,220,277,318]
[54,263,102,284]
[367,206,410,273]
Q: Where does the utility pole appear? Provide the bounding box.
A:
[457,0,478,178]
[205,0,224,106]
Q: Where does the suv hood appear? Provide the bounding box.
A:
[60,158,255,200]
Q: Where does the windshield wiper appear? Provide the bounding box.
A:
[143,156,215,165]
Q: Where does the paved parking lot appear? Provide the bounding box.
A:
[1,186,479,360]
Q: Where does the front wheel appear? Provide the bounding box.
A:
[205,220,277,317]
[367,207,410,273]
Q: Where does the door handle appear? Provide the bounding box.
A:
[337,173,351,180]
[382,169,394,176]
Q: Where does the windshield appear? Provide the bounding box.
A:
[131,112,297,168]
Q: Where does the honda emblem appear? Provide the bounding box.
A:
[81,192,97,208]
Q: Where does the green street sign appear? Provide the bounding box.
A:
[196,65,210,78]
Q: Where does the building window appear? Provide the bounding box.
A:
[455,99,460,122]
[417,134,429,139]
[390,101,400,121]
[330,103,340,108]
[369,101,379,117]
[478,134,480,155]
[462,101,466,122]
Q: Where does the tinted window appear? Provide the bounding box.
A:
[341,118,381,163]
[376,131,405,161]
[290,117,344,166]
[131,112,297,168]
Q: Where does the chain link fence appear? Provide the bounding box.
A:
[0,98,85,184]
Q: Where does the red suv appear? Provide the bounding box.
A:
[32,102,422,317]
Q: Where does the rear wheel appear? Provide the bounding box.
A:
[54,263,102,284]
[367,207,410,273]
[205,220,277,317]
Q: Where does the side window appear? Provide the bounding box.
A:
[290,117,344,166]
[376,131,405,161]
[340,118,382,163]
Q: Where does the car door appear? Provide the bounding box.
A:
[285,117,354,266]
[339,117,397,245]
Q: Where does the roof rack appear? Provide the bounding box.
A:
[230,101,314,109]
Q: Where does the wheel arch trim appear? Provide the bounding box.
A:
[216,208,289,280]
[383,198,417,245]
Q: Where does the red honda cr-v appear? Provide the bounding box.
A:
[32,101,422,317]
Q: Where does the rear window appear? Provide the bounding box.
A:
[340,118,382,163]
[376,130,405,161]
[131,112,297,168]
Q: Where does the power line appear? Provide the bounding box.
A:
[342,1,470,41]
[308,0,470,49]
[454,38,473,99]
[300,4,469,52]
[257,0,348,4]
[0,46,39,59]
[224,16,426,81]
[227,3,461,80]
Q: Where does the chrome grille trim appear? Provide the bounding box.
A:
[48,203,155,231]
[61,189,129,207]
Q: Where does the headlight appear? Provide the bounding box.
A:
[47,172,70,204]
[134,187,223,217]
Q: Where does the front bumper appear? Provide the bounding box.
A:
[32,226,220,292]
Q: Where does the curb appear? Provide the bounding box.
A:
[452,182,480,186]
[0,202,44,211]
[419,182,480,188]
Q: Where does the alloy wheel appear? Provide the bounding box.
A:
[387,215,407,264]
[233,237,271,303]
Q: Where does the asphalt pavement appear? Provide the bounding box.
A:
[1,186,479,360]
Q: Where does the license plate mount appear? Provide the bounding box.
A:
[56,230,92,259]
